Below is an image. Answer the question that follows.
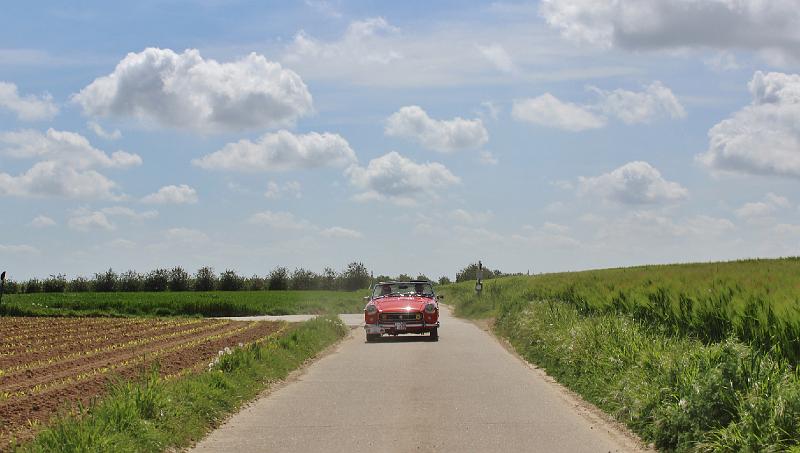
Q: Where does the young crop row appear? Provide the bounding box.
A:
[0,321,276,403]
[0,320,231,377]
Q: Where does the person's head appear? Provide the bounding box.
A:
[381,284,391,295]
[414,283,424,294]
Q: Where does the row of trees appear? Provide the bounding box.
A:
[2,262,375,294]
[2,262,504,295]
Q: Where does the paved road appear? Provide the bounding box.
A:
[194,306,642,453]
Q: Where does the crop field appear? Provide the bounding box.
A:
[444,257,800,362]
[440,257,800,451]
[1,290,366,318]
[0,316,285,445]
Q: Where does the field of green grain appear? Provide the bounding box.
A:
[0,290,366,317]
[440,257,800,452]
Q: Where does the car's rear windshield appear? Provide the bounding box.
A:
[372,282,434,298]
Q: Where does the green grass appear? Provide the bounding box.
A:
[17,316,349,453]
[441,258,800,362]
[440,257,800,451]
[1,290,367,317]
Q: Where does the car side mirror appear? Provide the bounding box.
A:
[363,296,370,302]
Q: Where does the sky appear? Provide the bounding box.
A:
[2,0,800,280]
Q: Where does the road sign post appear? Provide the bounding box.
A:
[475,261,483,295]
[0,271,6,306]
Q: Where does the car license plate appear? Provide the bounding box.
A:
[394,322,406,331]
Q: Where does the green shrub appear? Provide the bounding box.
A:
[218,269,244,291]
[118,270,142,292]
[143,269,169,292]
[68,276,90,292]
[168,267,190,292]
[193,267,216,291]
[93,269,118,292]
[268,267,288,291]
[42,274,67,293]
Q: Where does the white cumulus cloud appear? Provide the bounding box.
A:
[0,162,119,199]
[30,215,56,228]
[193,130,356,172]
[73,48,313,132]
[697,71,800,178]
[512,93,605,131]
[540,0,800,62]
[87,121,122,140]
[68,209,115,232]
[142,184,198,204]
[385,106,489,152]
[346,151,460,205]
[578,161,689,205]
[0,129,139,200]
[0,244,39,255]
[0,81,58,121]
[735,193,790,220]
[477,43,516,73]
[264,181,302,199]
[589,81,686,124]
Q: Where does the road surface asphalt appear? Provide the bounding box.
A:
[195,306,644,452]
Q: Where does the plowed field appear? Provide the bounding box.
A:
[0,317,285,445]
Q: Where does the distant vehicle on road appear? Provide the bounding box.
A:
[363,280,440,342]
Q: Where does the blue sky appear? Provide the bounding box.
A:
[2,0,800,280]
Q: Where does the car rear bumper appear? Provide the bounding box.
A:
[365,322,439,335]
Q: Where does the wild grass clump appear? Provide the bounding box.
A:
[491,299,800,452]
[19,316,348,452]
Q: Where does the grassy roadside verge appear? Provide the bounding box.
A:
[441,283,800,452]
[16,316,348,453]
[2,290,366,317]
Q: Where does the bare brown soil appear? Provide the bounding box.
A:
[0,317,285,446]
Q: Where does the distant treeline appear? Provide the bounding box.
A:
[3,262,376,294]
[1,261,514,295]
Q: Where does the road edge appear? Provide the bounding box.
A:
[456,309,654,453]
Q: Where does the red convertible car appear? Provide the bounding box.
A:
[364,281,440,342]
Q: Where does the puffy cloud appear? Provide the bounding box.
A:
[0,162,119,199]
[385,106,489,152]
[193,130,356,172]
[0,81,58,121]
[346,151,460,205]
[540,0,800,61]
[477,43,516,73]
[67,206,157,232]
[264,181,302,199]
[142,184,198,204]
[68,209,115,232]
[578,161,689,205]
[735,193,790,219]
[0,128,139,200]
[30,215,56,228]
[320,226,363,239]
[73,48,312,132]
[248,210,315,230]
[512,93,605,131]
[512,82,684,131]
[0,129,140,169]
[0,244,39,255]
[697,71,800,178]
[285,17,401,67]
[589,81,686,124]
[87,121,122,140]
